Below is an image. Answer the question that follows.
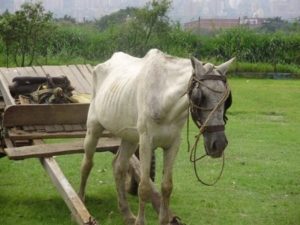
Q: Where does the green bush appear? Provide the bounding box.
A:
[0,1,299,76]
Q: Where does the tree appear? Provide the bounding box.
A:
[0,11,16,66]
[0,2,54,67]
[95,7,138,31]
[125,0,172,55]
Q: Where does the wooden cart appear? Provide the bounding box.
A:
[0,65,120,225]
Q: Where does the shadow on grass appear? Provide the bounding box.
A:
[0,192,126,225]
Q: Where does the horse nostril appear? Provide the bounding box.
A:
[212,141,218,151]
[212,139,227,151]
[212,142,215,150]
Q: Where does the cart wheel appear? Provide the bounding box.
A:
[126,149,156,195]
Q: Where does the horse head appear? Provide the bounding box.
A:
[189,57,234,158]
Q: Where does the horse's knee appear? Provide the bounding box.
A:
[82,156,93,167]
[138,180,152,202]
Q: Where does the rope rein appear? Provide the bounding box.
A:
[187,74,231,186]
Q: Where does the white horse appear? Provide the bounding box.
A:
[79,49,234,225]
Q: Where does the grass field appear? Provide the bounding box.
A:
[0,78,299,225]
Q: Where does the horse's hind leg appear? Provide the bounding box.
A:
[113,140,138,225]
[78,119,104,201]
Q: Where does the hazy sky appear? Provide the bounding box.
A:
[1,0,299,22]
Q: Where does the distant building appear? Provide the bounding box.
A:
[184,17,267,32]
[240,17,267,28]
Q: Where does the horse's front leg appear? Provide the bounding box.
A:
[135,133,153,225]
[160,138,180,225]
[79,117,104,201]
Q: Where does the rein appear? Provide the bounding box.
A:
[187,74,230,186]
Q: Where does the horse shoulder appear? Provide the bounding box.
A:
[138,53,191,124]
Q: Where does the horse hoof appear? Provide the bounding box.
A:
[125,215,136,225]
[169,216,186,225]
[134,219,145,225]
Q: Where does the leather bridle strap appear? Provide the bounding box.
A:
[203,125,225,133]
[198,75,227,82]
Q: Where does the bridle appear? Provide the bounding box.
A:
[187,71,232,186]
[188,74,231,133]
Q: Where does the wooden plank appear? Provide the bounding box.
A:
[0,99,6,111]
[7,129,113,141]
[32,66,47,77]
[5,137,120,160]
[14,67,25,76]
[4,138,14,148]
[23,126,36,131]
[41,65,63,77]
[0,68,10,84]
[20,67,37,77]
[34,125,45,132]
[63,124,75,132]
[0,69,15,105]
[45,124,65,133]
[86,64,94,74]
[8,129,113,140]
[3,103,89,127]
[59,65,85,94]
[70,124,84,131]
[0,67,17,83]
[40,157,99,225]
[69,65,91,93]
[76,65,93,88]
[8,129,86,140]
[24,67,44,81]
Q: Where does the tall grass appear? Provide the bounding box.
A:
[0,78,299,225]
[228,62,300,75]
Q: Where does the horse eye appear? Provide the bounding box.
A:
[191,88,202,104]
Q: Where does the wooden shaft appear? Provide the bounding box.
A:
[40,157,99,225]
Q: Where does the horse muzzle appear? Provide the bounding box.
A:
[204,132,228,158]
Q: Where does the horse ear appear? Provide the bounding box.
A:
[216,57,235,76]
[191,57,205,76]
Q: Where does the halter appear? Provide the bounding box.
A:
[187,72,231,186]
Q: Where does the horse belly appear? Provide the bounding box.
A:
[95,80,139,141]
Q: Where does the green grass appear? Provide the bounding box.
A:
[229,62,300,75]
[0,78,300,225]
